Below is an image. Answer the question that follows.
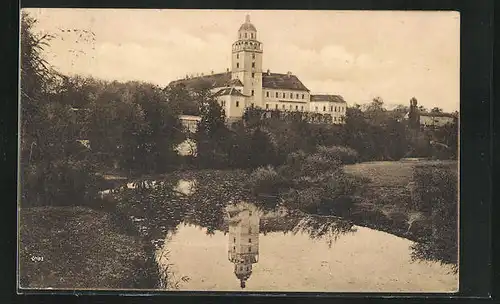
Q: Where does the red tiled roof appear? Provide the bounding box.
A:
[310,94,346,103]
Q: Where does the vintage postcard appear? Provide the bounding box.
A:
[18,9,459,292]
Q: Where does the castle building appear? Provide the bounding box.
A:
[169,15,347,124]
[226,202,260,289]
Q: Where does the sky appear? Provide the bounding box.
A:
[23,9,460,112]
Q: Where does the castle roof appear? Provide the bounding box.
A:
[214,87,248,97]
[169,72,233,90]
[310,94,346,103]
[262,72,309,91]
[169,72,310,92]
[239,15,257,32]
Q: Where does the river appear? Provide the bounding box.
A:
[143,179,458,293]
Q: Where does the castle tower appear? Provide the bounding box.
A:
[226,202,260,289]
[231,15,264,108]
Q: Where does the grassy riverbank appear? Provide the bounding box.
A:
[19,206,159,289]
[344,160,457,239]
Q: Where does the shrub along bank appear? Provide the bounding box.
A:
[247,146,458,267]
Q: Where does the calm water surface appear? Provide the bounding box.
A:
[154,188,457,292]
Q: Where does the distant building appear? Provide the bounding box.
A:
[405,98,457,128]
[309,94,347,124]
[226,202,260,289]
[418,112,457,127]
[169,15,347,124]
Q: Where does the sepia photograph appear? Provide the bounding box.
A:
[18,9,459,293]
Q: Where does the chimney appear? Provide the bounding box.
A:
[226,68,230,72]
[267,69,270,75]
[201,72,204,76]
[287,71,292,77]
[211,70,214,75]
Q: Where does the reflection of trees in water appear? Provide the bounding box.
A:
[118,174,357,248]
[260,212,356,248]
[115,178,187,248]
[291,214,357,248]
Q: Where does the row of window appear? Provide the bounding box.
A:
[237,265,251,272]
[233,41,261,50]
[313,105,345,112]
[266,103,305,111]
[239,32,255,39]
[266,91,306,100]
[232,246,254,253]
[222,100,344,113]
[233,237,253,243]
[235,62,257,72]
[236,53,256,60]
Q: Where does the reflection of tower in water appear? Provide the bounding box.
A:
[226,203,260,289]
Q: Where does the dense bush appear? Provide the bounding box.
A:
[410,164,458,214]
[248,147,365,216]
[410,164,458,267]
[316,145,359,165]
[247,165,288,197]
[21,160,106,208]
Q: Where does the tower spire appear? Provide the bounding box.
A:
[245,14,251,23]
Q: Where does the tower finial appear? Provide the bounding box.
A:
[245,14,250,23]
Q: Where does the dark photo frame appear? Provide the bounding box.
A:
[4,0,495,303]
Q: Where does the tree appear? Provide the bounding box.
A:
[418,105,428,112]
[20,12,104,208]
[194,89,230,168]
[248,128,277,168]
[164,85,199,116]
[393,104,410,113]
[430,107,443,113]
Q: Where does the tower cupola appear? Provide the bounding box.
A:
[238,14,257,40]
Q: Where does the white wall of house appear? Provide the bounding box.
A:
[309,101,346,124]
[217,95,247,119]
[262,89,309,111]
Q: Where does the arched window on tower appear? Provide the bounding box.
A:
[251,33,254,39]
[245,33,247,38]
[237,53,239,59]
